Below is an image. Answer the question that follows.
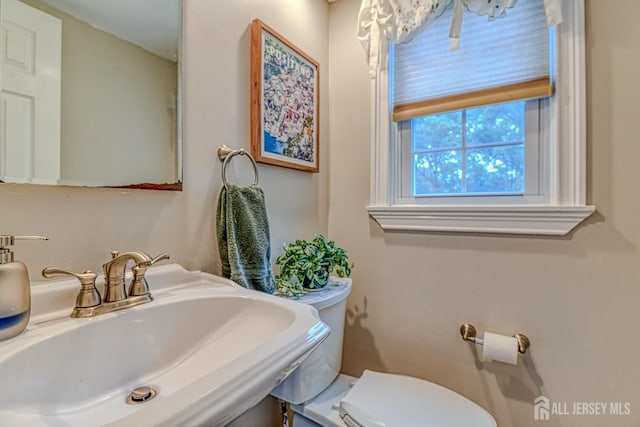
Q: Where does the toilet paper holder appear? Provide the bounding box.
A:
[460,323,530,354]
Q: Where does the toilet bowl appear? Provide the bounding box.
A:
[272,279,496,427]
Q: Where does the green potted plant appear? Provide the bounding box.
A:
[275,234,354,297]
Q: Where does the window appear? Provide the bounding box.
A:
[366,0,594,235]
[400,100,536,197]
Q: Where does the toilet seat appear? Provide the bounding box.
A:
[338,370,496,427]
[293,371,496,427]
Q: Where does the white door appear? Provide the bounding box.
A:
[0,0,61,184]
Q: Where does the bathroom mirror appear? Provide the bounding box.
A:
[0,0,182,190]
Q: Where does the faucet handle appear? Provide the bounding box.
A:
[133,252,170,268]
[150,253,170,265]
[127,253,169,297]
[42,267,101,308]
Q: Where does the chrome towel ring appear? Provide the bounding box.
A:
[217,145,259,187]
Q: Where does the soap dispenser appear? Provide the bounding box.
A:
[0,235,48,340]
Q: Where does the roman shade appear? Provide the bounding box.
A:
[392,0,552,121]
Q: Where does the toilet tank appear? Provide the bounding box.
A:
[271,278,352,405]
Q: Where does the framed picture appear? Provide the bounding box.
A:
[251,19,319,173]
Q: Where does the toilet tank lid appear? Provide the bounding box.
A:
[284,277,352,310]
[339,370,497,427]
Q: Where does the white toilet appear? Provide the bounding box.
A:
[271,279,496,427]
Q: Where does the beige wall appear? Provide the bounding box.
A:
[329,1,640,426]
[58,9,178,186]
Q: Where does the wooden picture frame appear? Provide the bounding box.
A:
[251,19,319,173]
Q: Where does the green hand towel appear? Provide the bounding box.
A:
[216,183,275,294]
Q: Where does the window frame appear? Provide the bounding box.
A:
[366,0,594,236]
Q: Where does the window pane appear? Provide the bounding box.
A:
[465,145,525,193]
[466,102,525,146]
[412,111,462,150]
[413,151,462,195]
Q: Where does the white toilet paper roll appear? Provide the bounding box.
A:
[482,332,519,364]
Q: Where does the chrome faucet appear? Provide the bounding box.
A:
[42,250,169,318]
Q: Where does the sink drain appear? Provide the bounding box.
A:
[125,385,158,405]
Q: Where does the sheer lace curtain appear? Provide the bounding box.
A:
[357,0,563,78]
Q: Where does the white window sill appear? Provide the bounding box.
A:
[366,204,596,235]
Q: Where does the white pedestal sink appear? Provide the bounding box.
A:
[0,264,329,426]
